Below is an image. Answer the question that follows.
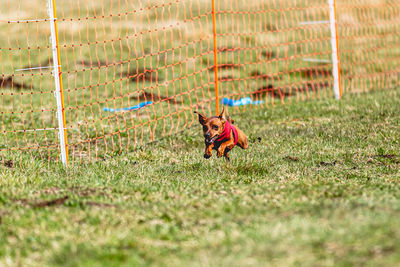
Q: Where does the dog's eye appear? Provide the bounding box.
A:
[203,125,207,131]
[213,125,218,130]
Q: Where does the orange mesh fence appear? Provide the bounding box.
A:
[215,0,334,111]
[0,0,399,164]
[0,0,58,164]
[336,0,400,94]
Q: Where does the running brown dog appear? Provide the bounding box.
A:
[194,107,248,160]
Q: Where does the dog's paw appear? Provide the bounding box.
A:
[204,153,211,159]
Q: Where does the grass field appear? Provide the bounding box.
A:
[1,88,399,266]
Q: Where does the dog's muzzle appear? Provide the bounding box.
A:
[205,135,218,145]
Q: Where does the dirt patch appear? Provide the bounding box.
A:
[284,156,299,162]
[10,187,115,209]
[252,84,273,97]
[79,60,109,68]
[1,76,31,90]
[217,47,274,59]
[2,159,14,168]
[261,50,276,59]
[123,68,163,83]
[35,186,108,198]
[211,63,241,71]
[218,46,236,52]
[13,195,117,209]
[300,68,332,79]
[251,84,290,99]
[130,91,182,103]
[250,70,272,80]
[31,196,69,208]
[304,81,330,91]
[369,154,400,164]
[318,161,337,167]
[84,201,117,207]
[219,75,233,82]
[264,23,277,31]
[251,137,262,143]
[68,186,106,197]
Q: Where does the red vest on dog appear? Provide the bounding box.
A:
[215,121,238,145]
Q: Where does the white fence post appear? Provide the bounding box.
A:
[328,0,342,99]
[48,0,69,165]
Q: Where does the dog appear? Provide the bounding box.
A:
[194,107,248,160]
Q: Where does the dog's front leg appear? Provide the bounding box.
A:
[217,143,227,158]
[217,141,235,158]
[204,142,214,159]
[224,152,230,161]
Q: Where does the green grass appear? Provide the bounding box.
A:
[1,88,400,266]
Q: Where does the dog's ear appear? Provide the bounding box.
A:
[218,106,226,121]
[223,106,234,123]
[194,111,207,125]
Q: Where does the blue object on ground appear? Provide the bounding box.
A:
[103,101,152,112]
[222,97,264,106]
[252,100,264,105]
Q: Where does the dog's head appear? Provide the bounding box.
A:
[194,107,227,144]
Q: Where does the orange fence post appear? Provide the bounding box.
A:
[211,0,220,115]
